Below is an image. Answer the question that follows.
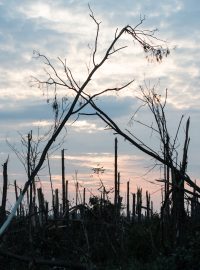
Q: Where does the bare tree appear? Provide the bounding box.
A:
[130,85,191,244]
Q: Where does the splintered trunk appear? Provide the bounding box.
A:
[100,193,103,215]
[164,135,170,218]
[65,180,69,220]
[191,183,198,221]
[19,188,24,217]
[44,201,48,222]
[26,188,29,213]
[137,188,142,222]
[171,118,190,246]
[127,181,130,221]
[27,132,32,217]
[171,169,185,245]
[29,184,33,216]
[75,171,79,207]
[103,187,106,203]
[54,189,59,219]
[146,191,150,220]
[61,149,66,215]
[37,188,45,226]
[75,182,79,206]
[163,165,170,219]
[114,137,118,208]
[117,172,121,215]
[132,193,136,221]
[83,188,86,205]
[151,201,153,216]
[166,165,170,216]
[14,180,19,217]
[47,153,54,214]
[1,158,8,222]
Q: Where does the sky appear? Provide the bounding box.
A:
[0,0,200,212]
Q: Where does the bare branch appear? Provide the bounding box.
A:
[91,80,134,100]
[88,4,101,66]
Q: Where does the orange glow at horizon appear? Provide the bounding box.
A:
[33,152,165,211]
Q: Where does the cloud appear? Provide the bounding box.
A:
[69,120,104,133]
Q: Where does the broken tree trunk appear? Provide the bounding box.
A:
[146,191,150,220]
[14,180,19,217]
[136,188,142,222]
[171,117,190,246]
[61,149,66,215]
[0,158,9,223]
[132,193,136,222]
[127,181,130,221]
[114,137,118,210]
[117,172,121,216]
[27,131,32,217]
[54,189,59,219]
[37,188,45,226]
[83,188,86,205]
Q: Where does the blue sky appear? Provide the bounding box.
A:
[0,0,200,210]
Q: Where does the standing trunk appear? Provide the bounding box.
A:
[117,172,120,216]
[171,169,185,246]
[146,191,150,220]
[127,181,130,221]
[54,189,59,219]
[65,180,69,221]
[137,188,142,222]
[83,188,86,205]
[114,137,118,210]
[14,180,19,217]
[75,182,79,206]
[27,132,32,217]
[61,149,66,215]
[1,158,9,223]
[132,193,136,222]
[37,188,45,226]
[171,118,190,246]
